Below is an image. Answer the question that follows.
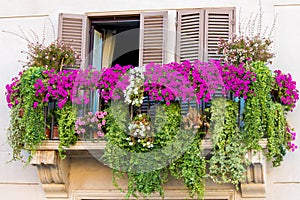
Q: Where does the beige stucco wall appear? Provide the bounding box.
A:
[267,2,300,199]
[0,0,299,199]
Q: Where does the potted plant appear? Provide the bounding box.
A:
[5,39,79,161]
[75,111,107,140]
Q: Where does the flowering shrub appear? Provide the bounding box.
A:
[286,125,298,152]
[98,64,133,102]
[144,63,195,105]
[127,113,153,148]
[75,111,107,138]
[34,69,78,108]
[5,73,21,108]
[99,60,224,106]
[124,66,145,106]
[218,34,274,66]
[72,66,102,105]
[167,60,215,103]
[272,70,299,111]
[25,40,76,71]
[215,60,257,99]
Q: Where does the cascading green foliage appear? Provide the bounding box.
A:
[242,61,274,150]
[243,61,290,166]
[209,98,249,187]
[266,102,287,167]
[7,67,46,162]
[56,101,78,159]
[169,133,206,199]
[103,102,206,199]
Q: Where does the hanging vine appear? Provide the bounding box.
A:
[209,99,249,187]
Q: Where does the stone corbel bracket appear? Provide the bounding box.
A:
[241,147,267,198]
[31,150,69,199]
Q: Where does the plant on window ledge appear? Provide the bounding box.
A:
[5,40,79,162]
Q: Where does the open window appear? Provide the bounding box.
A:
[89,15,140,69]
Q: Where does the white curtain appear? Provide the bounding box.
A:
[92,30,102,70]
[102,30,116,68]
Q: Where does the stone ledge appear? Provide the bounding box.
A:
[33,138,268,199]
[241,183,266,198]
[37,138,268,151]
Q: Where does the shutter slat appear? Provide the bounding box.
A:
[204,8,235,98]
[58,13,87,67]
[139,12,167,65]
[176,10,203,62]
[204,9,234,61]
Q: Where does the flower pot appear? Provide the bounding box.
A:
[52,126,59,139]
[93,132,99,140]
[45,127,51,139]
[19,108,24,118]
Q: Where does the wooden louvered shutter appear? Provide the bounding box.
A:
[204,8,235,61]
[139,11,167,66]
[58,13,87,67]
[176,10,204,62]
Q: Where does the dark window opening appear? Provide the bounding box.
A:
[89,15,140,68]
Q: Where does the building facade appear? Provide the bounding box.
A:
[0,0,299,199]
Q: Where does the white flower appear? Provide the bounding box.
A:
[129,142,134,146]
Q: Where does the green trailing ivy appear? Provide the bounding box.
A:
[7,67,46,162]
[169,133,206,199]
[242,61,274,150]
[266,102,287,167]
[209,99,249,187]
[56,101,78,158]
[243,61,291,166]
[103,102,206,199]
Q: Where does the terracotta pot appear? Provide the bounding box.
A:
[93,132,98,140]
[45,127,51,139]
[19,108,24,118]
[52,126,59,139]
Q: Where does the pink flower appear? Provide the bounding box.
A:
[33,102,38,109]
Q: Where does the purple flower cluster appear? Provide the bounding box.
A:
[273,70,299,111]
[167,61,211,103]
[98,64,133,102]
[215,60,257,99]
[96,60,236,105]
[72,66,102,105]
[286,126,298,152]
[34,69,78,109]
[144,63,195,105]
[75,111,107,137]
[194,60,224,99]
[5,74,21,108]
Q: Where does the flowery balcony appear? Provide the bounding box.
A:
[5,36,299,199]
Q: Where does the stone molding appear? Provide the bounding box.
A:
[31,139,268,199]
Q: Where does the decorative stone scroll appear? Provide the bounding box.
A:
[31,150,70,199]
